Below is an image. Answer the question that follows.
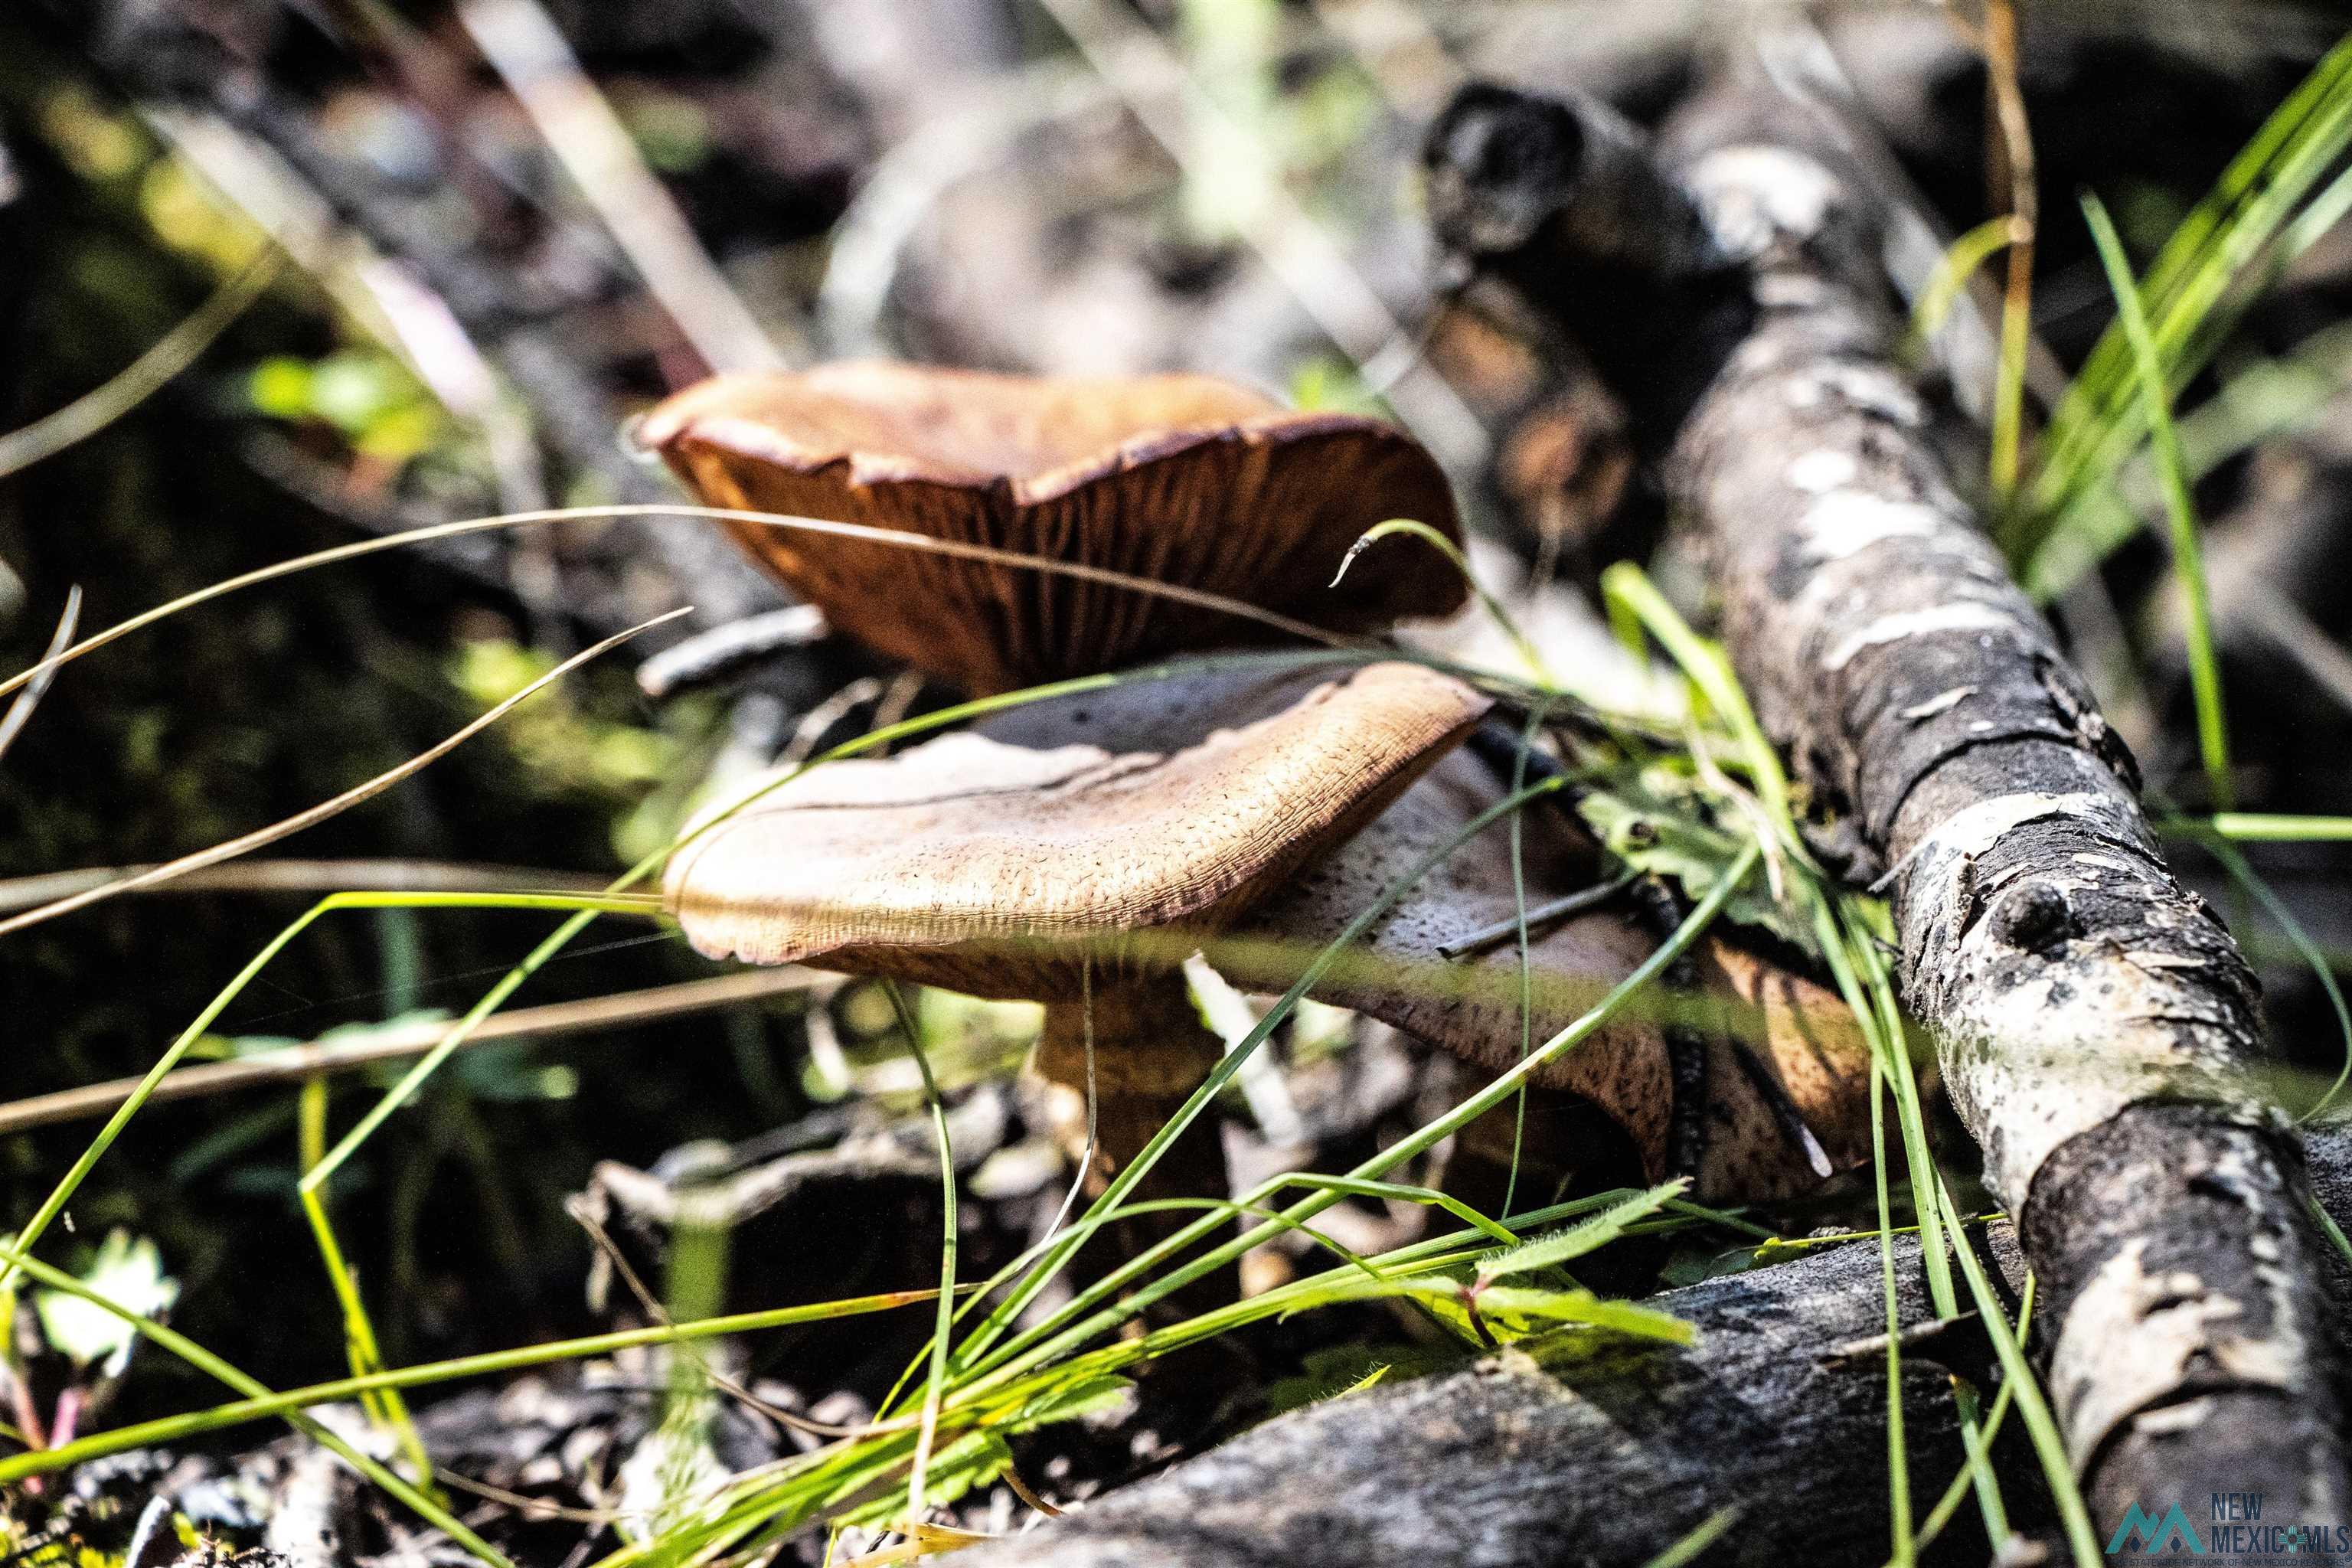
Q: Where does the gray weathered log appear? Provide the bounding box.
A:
[963,1225,2018,1568]
[1419,74,2349,1525]
[956,1127,2352,1568]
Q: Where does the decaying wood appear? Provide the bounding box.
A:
[961,1215,2020,1566]
[959,1123,2352,1567]
[1421,72,2347,1521]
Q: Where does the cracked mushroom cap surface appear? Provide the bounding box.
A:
[665,659,1491,999]
[636,362,1468,694]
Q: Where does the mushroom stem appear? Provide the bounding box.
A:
[1031,972,1233,1290]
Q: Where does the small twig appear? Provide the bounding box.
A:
[1979,0,2040,500]
[867,670,927,756]
[1459,1282,1501,1351]
[635,605,831,697]
[122,1494,177,1568]
[453,0,791,373]
[1000,1459,1065,1520]
[0,970,814,1135]
[1727,1038,1834,1181]
[1437,874,1634,961]
[781,675,890,766]
[436,1469,624,1527]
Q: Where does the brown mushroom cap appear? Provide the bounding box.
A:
[664,659,1491,999]
[1217,748,1873,1200]
[636,362,1468,694]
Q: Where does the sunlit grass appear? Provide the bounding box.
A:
[1600,564,2048,1562]
[2082,193,2233,812]
[2011,26,2352,580]
[0,498,2070,1560]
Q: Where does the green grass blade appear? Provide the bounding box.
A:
[954,841,1759,1405]
[0,1287,939,1484]
[1906,217,2018,353]
[301,1181,433,1485]
[2311,1195,2352,1268]
[2022,28,2352,542]
[1475,1181,1688,1282]
[0,1236,512,1567]
[1336,518,1553,685]
[1867,1050,1914,1568]
[1915,1275,2035,1558]
[1936,1194,2101,1567]
[882,981,958,1529]
[2082,193,2233,812]
[1642,1507,1741,1568]
[2205,812,2352,841]
[1501,704,1554,1220]
[939,769,1576,1372]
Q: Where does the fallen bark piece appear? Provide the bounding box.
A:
[1421,74,2349,1523]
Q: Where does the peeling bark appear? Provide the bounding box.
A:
[1419,74,2349,1524]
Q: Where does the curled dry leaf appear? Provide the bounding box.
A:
[637,362,1468,694]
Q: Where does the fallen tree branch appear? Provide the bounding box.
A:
[1420,67,2348,1525]
[0,969,817,1135]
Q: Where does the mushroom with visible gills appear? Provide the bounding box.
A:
[634,361,1469,696]
[665,659,1494,1270]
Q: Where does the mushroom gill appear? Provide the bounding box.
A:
[635,362,1468,694]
